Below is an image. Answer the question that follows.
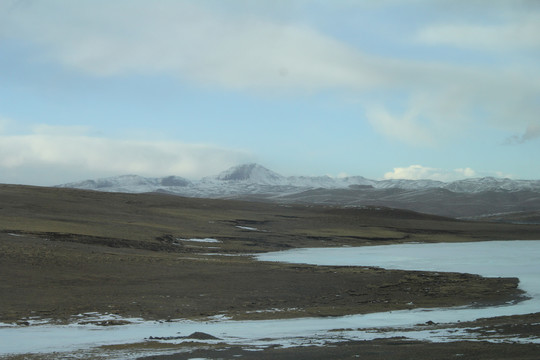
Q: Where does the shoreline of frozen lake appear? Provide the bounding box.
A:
[1,240,539,356]
[257,240,540,327]
[258,240,540,303]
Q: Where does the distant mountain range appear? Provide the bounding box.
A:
[57,163,540,221]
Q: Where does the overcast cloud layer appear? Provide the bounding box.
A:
[1,1,539,184]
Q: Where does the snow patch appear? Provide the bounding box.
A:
[246,307,300,314]
[236,226,259,231]
[176,238,221,243]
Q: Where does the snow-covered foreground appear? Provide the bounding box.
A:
[1,240,540,357]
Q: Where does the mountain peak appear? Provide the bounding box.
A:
[215,163,285,184]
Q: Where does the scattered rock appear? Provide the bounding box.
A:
[148,331,220,341]
[415,320,437,327]
[148,335,184,340]
[156,234,175,244]
[78,320,131,326]
[186,331,220,340]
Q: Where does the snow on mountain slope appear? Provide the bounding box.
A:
[58,163,540,195]
[288,175,342,188]
[207,163,286,185]
[58,175,191,193]
[444,177,540,193]
[55,164,540,218]
[376,178,445,190]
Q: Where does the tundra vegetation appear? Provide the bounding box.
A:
[1,184,539,359]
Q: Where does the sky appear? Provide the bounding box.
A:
[1,0,539,186]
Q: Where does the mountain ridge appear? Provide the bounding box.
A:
[56,163,540,219]
[58,163,540,193]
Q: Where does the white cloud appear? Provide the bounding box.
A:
[454,167,477,178]
[0,127,251,185]
[1,1,539,146]
[0,1,386,92]
[365,105,436,147]
[31,124,94,136]
[384,165,478,181]
[415,14,540,51]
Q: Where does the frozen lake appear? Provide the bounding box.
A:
[258,240,540,308]
[1,240,540,357]
[258,240,540,323]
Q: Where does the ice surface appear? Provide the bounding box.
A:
[236,226,259,231]
[257,240,540,299]
[176,238,221,243]
[7,233,24,237]
[258,240,540,325]
[2,240,539,356]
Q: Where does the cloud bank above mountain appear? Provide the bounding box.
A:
[0,126,250,185]
[384,165,478,182]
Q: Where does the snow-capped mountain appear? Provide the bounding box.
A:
[443,177,540,193]
[57,163,540,194]
[204,163,286,185]
[57,163,540,219]
[59,174,191,193]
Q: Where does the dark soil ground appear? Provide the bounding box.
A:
[137,339,540,360]
[1,184,540,359]
[0,232,523,323]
